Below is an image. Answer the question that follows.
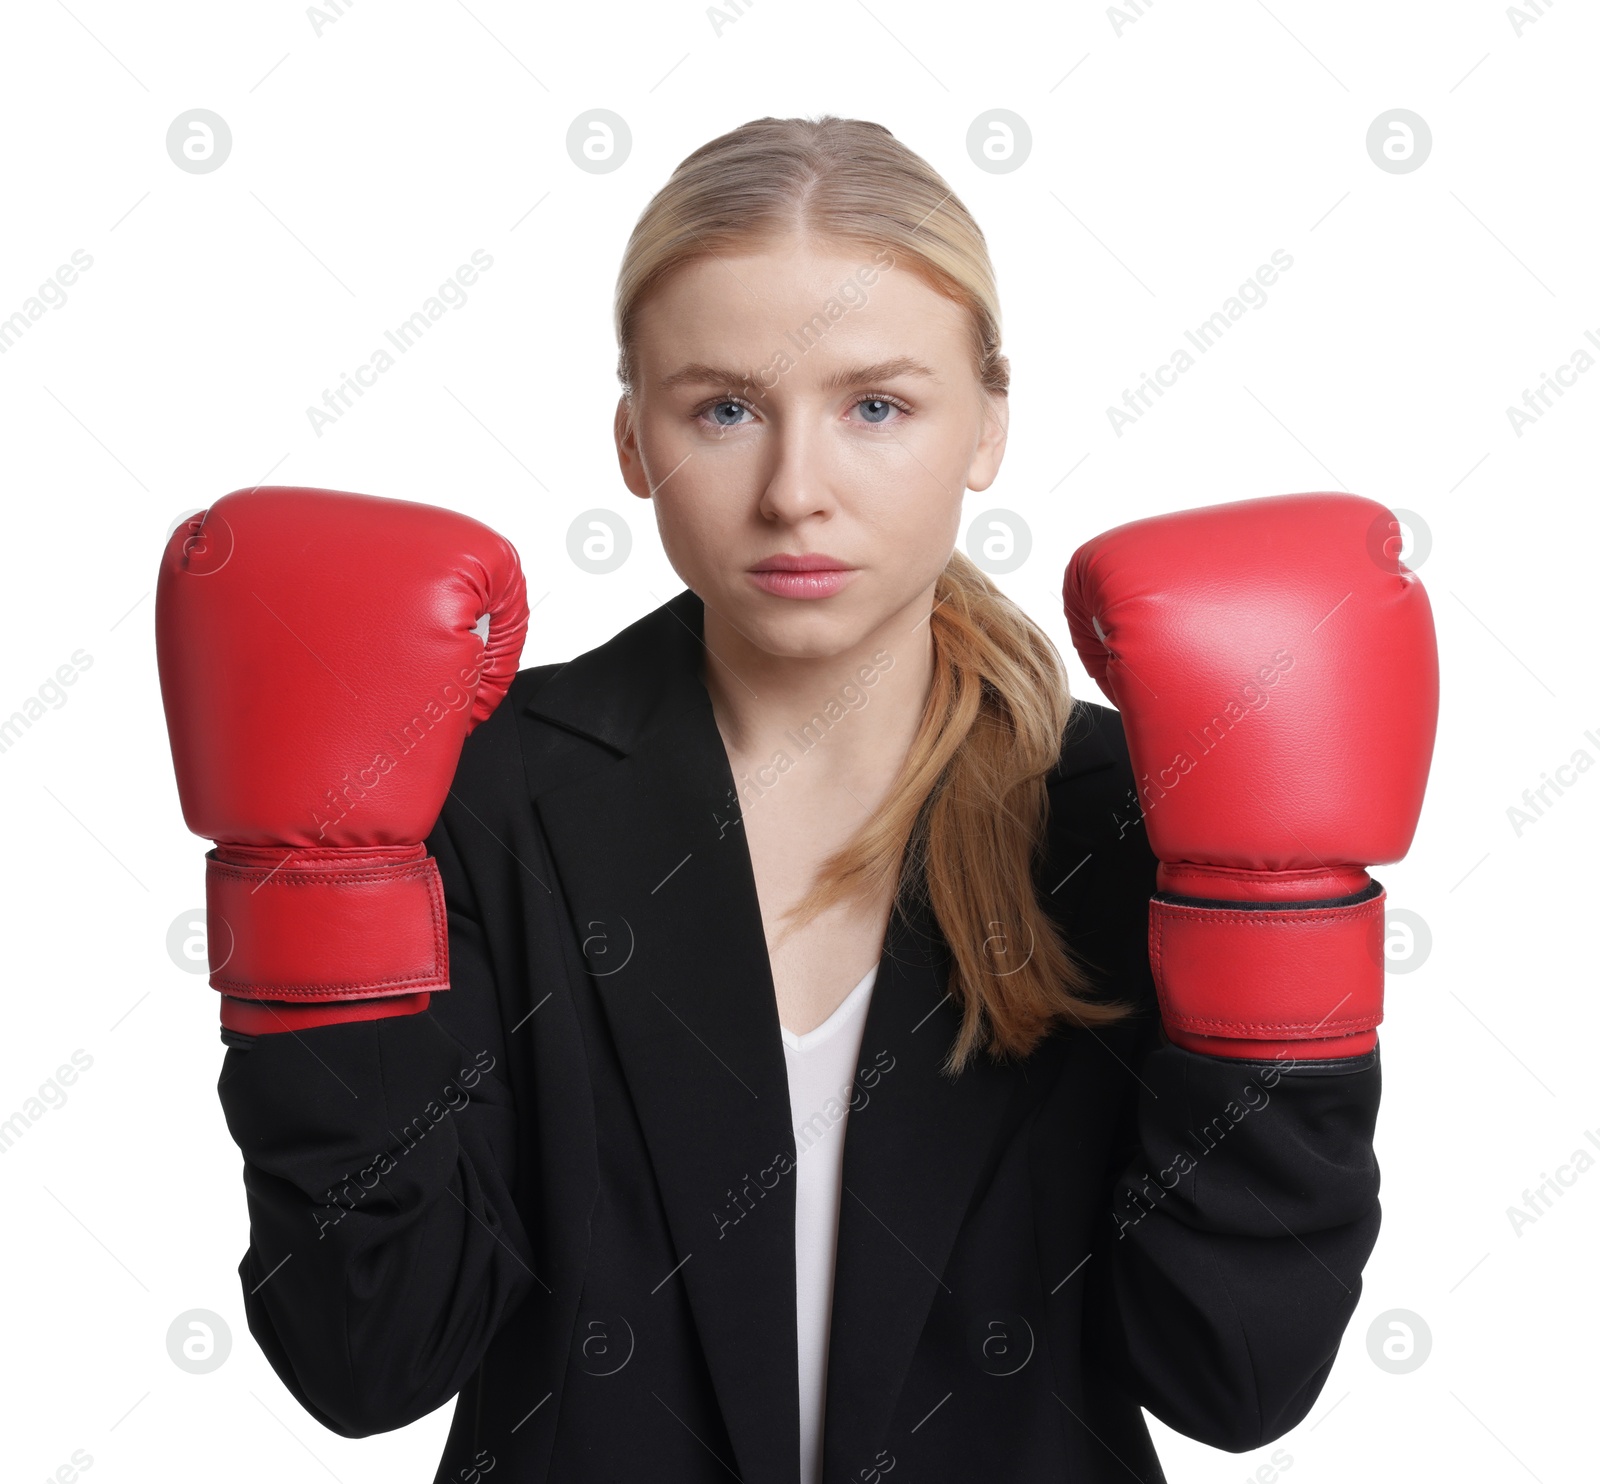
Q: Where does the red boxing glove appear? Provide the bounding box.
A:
[1063,493,1438,1060]
[156,486,528,1035]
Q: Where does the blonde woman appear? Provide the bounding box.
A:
[159,115,1437,1482]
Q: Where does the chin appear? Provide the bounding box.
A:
[732,598,875,662]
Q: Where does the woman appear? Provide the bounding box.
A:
[157,116,1437,1482]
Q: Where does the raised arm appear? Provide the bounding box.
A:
[1061,492,1438,1448]
[156,486,540,1434]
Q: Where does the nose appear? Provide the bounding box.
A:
[758,419,836,524]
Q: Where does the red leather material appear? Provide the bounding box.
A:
[1063,492,1437,875]
[1149,890,1386,1058]
[1063,492,1438,1060]
[219,992,432,1035]
[1156,861,1371,902]
[156,486,528,848]
[155,486,529,1032]
[206,844,448,999]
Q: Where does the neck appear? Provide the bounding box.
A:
[698,585,937,811]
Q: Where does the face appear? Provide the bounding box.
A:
[614,235,1007,663]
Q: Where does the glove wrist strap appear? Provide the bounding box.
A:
[1149,879,1386,1060]
[205,844,449,1004]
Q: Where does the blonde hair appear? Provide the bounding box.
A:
[614,115,1130,1074]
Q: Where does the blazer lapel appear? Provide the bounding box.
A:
[522,588,1017,1484]
[820,890,1015,1482]
[526,588,802,1483]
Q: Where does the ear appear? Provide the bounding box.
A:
[965,389,1009,494]
[614,395,652,500]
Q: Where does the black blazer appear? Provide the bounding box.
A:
[216,586,1381,1484]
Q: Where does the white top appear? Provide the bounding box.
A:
[780,962,878,1484]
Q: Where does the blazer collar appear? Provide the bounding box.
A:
[522,584,708,754]
[523,588,1023,1483]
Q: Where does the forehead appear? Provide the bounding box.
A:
[632,238,972,380]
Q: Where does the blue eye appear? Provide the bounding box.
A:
[695,393,909,429]
[707,401,748,427]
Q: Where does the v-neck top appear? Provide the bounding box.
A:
[780,962,879,1484]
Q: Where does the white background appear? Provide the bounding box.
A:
[1,1,1594,1480]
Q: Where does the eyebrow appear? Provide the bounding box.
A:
[657,355,940,394]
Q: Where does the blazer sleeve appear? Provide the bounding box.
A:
[213,715,541,1438]
[1057,700,1382,1452]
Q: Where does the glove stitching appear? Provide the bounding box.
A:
[209,862,441,888]
[208,861,449,997]
[1149,903,1382,1036]
[1150,902,1384,928]
[1164,1012,1381,1033]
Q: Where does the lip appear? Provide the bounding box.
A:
[746,553,858,600]
[749,553,853,572]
